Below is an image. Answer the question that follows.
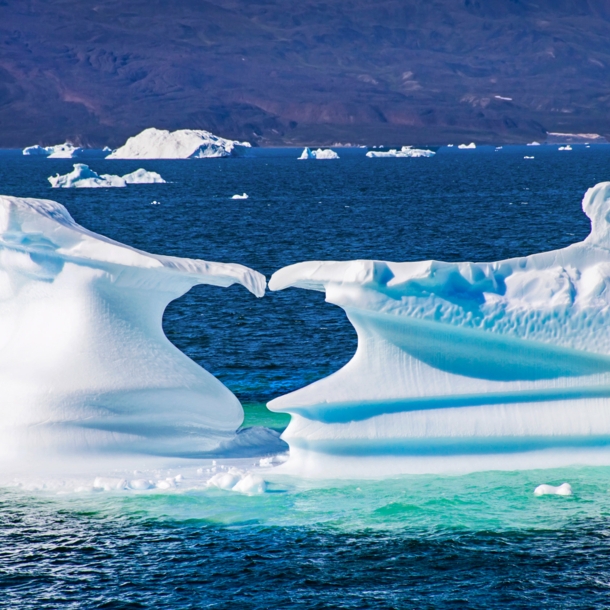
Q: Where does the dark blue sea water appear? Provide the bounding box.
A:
[1,145,610,608]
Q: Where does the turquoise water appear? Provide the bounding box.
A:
[2,146,610,606]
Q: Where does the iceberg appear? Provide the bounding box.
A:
[23,142,83,158]
[458,142,476,149]
[366,146,435,158]
[0,195,265,469]
[534,483,572,496]
[298,147,340,160]
[268,182,610,476]
[231,193,249,200]
[558,145,573,151]
[106,127,251,159]
[48,164,166,188]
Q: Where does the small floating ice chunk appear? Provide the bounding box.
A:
[22,145,48,156]
[298,147,340,160]
[558,145,573,151]
[93,477,127,491]
[206,467,267,494]
[231,193,249,199]
[524,156,535,159]
[527,141,541,146]
[534,483,573,496]
[458,142,476,149]
[366,146,435,158]
[128,479,154,490]
[48,164,166,188]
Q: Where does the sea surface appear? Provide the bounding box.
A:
[1,145,610,607]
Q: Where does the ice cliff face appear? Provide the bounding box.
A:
[0,195,265,466]
[23,143,83,158]
[268,182,610,475]
[107,128,251,159]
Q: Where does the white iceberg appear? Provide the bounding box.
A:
[458,142,476,149]
[298,147,340,160]
[23,142,83,158]
[534,483,573,496]
[0,195,265,470]
[558,145,573,151]
[524,156,535,159]
[48,164,166,188]
[107,127,251,160]
[366,146,435,158]
[268,182,610,476]
[206,467,267,494]
[231,193,249,199]
[527,142,541,146]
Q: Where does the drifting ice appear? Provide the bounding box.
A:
[268,182,610,475]
[0,195,265,468]
[534,483,573,496]
[366,146,435,158]
[48,164,166,188]
[23,142,83,158]
[107,127,251,159]
[458,142,476,149]
[298,147,340,160]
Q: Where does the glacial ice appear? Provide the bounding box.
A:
[366,146,435,158]
[534,483,572,496]
[23,142,83,158]
[268,182,610,476]
[48,164,166,188]
[298,147,340,160]
[458,142,477,149]
[0,195,265,469]
[107,127,251,159]
[559,145,573,151]
[207,467,267,494]
[232,193,249,199]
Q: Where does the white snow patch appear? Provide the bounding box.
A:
[107,127,251,159]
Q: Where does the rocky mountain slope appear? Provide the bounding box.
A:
[2,0,610,147]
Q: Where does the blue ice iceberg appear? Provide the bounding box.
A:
[0,195,265,468]
[269,182,610,475]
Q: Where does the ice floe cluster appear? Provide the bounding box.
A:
[298,147,340,160]
[23,142,83,158]
[48,164,166,188]
[107,127,251,159]
[366,146,435,158]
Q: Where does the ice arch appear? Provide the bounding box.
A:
[0,195,265,466]
[269,182,610,475]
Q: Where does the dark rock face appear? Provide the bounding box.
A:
[2,0,610,147]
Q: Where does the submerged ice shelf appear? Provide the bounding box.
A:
[268,182,610,475]
[0,195,265,470]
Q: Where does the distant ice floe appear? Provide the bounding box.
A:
[534,483,573,496]
[524,156,535,159]
[106,127,251,159]
[458,142,476,149]
[231,193,249,199]
[48,164,166,188]
[527,141,541,146]
[0,194,266,472]
[268,182,610,476]
[558,145,573,151]
[366,146,435,158]
[23,142,83,158]
[298,147,340,160]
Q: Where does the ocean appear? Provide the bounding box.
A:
[1,144,610,608]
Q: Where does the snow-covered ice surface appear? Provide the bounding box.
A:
[107,127,251,159]
[23,142,83,158]
[298,147,340,160]
[48,164,166,188]
[366,146,435,158]
[269,182,610,477]
[0,194,268,476]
